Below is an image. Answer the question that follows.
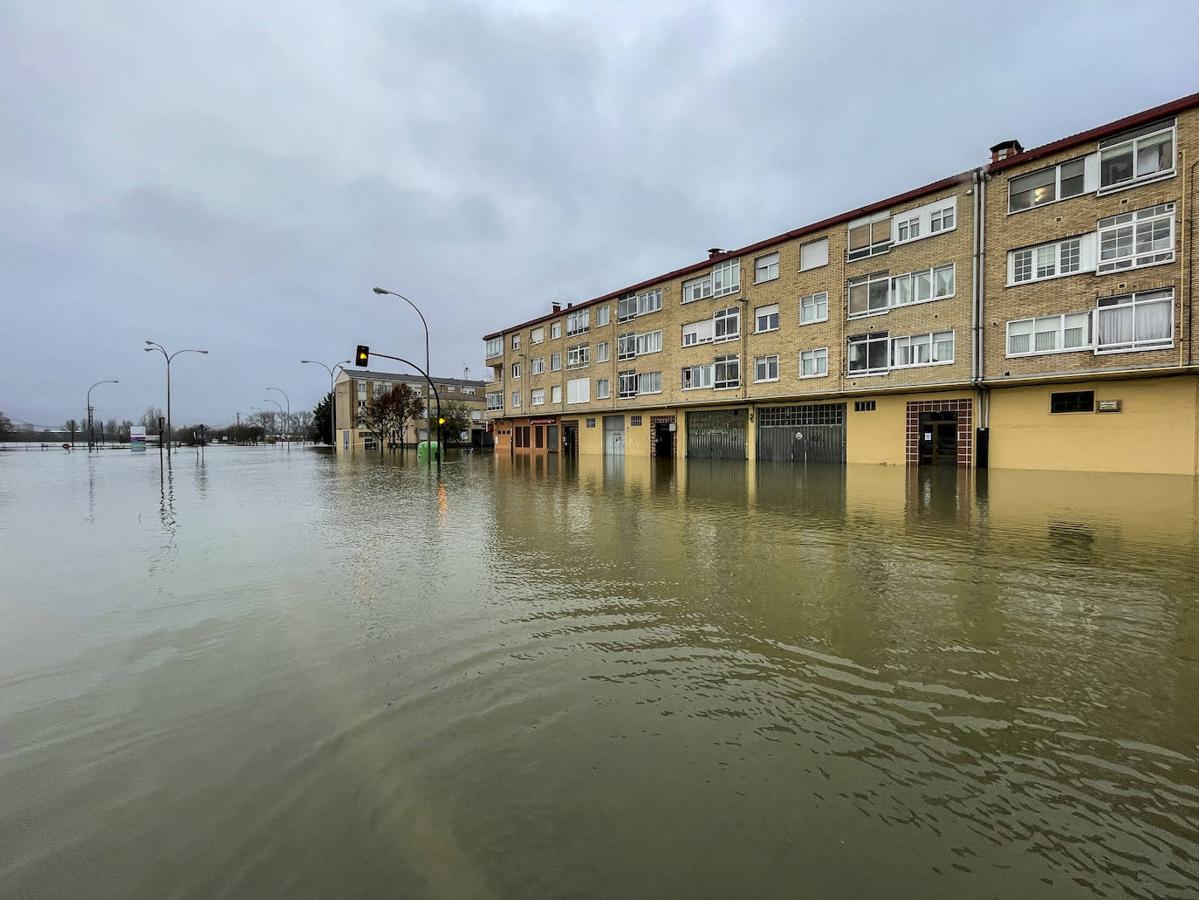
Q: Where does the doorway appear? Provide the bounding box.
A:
[652,418,676,458]
[547,424,558,453]
[603,415,625,456]
[562,421,578,457]
[918,411,958,465]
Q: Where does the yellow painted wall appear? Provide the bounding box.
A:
[845,390,975,465]
[988,376,1199,475]
[574,416,604,454]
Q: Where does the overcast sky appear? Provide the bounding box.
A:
[3,0,1196,428]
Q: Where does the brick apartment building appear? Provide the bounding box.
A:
[482,91,1199,475]
[333,370,489,453]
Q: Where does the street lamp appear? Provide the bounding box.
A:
[373,287,434,462]
[86,379,119,452]
[266,386,290,448]
[144,341,208,453]
[301,359,351,449]
[263,398,284,444]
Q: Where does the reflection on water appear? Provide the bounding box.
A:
[0,449,1197,898]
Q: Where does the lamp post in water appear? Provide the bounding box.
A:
[263,398,284,444]
[301,359,351,448]
[144,342,208,453]
[86,379,119,452]
[266,386,290,448]
[372,287,435,465]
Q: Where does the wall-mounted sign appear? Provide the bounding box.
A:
[1097,399,1122,413]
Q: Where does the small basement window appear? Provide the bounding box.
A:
[585,418,597,428]
[630,416,643,426]
[854,400,877,412]
[1050,390,1094,413]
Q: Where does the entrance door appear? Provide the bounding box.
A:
[653,422,674,458]
[918,411,958,465]
[534,425,544,450]
[562,422,578,457]
[603,415,625,456]
[547,425,558,453]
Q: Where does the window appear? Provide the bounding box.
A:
[714,354,740,389]
[551,385,562,404]
[891,331,954,368]
[618,332,636,360]
[566,377,590,404]
[597,305,610,327]
[800,238,829,271]
[531,326,545,344]
[848,272,890,317]
[634,330,662,356]
[1095,289,1173,353]
[485,337,502,358]
[848,215,891,260]
[683,260,740,303]
[486,391,503,411]
[854,400,876,412]
[754,252,779,283]
[1051,391,1095,414]
[681,364,713,390]
[1007,313,1091,356]
[531,388,545,406]
[630,416,643,427]
[586,418,596,428]
[891,264,955,307]
[551,323,561,339]
[754,355,779,382]
[511,362,521,378]
[566,309,590,336]
[800,348,828,378]
[596,378,610,399]
[847,332,889,375]
[618,370,637,398]
[755,304,779,333]
[683,274,713,303]
[1009,157,1088,211]
[1009,236,1091,285]
[511,334,522,351]
[511,391,521,408]
[1096,203,1175,274]
[930,204,955,232]
[1099,120,1175,191]
[800,292,828,324]
[567,344,590,369]
[682,319,715,346]
[637,372,662,394]
[531,357,544,375]
[550,353,561,372]
[713,307,740,342]
[896,215,920,242]
[619,289,662,321]
[597,341,609,362]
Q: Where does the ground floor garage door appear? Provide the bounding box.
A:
[686,409,746,459]
[756,403,846,463]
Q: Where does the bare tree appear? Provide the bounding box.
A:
[141,407,164,432]
[362,384,422,454]
[64,419,78,446]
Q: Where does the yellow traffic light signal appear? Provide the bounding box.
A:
[438,417,445,425]
[355,345,369,367]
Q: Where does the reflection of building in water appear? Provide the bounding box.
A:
[482,91,1199,475]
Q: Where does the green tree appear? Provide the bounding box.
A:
[437,401,472,446]
[313,392,333,445]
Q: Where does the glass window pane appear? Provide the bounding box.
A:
[1100,146,1134,186]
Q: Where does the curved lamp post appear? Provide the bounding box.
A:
[263,398,284,444]
[266,386,290,448]
[301,359,351,448]
[86,379,119,452]
[144,341,208,453]
[373,287,438,463]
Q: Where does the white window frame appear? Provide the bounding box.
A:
[551,323,561,339]
[712,259,740,297]
[890,331,955,369]
[681,363,714,390]
[846,332,890,376]
[895,215,920,243]
[566,309,590,336]
[1008,235,1094,286]
[682,319,715,347]
[635,330,663,356]
[485,337,502,358]
[511,362,521,379]
[511,334,521,350]
[847,272,891,319]
[618,332,637,360]
[551,384,562,404]
[596,341,609,363]
[1096,203,1175,274]
[486,391,503,411]
[531,357,545,374]
[754,252,779,284]
[847,213,892,261]
[754,354,779,383]
[566,344,590,369]
[550,353,561,372]
[800,237,829,271]
[713,307,740,343]
[595,378,610,400]
[618,370,637,399]
[531,388,545,406]
[1098,121,1176,194]
[1094,289,1174,354]
[800,348,828,379]
[511,390,521,408]
[682,273,713,304]
[713,354,740,390]
[890,263,955,308]
[637,371,662,395]
[1008,157,1089,212]
[531,326,545,344]
[566,377,591,404]
[1006,312,1092,358]
[596,305,610,327]
[800,292,828,325]
[754,304,779,333]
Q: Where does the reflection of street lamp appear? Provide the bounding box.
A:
[86,379,119,452]
[300,359,351,449]
[263,398,284,444]
[373,287,435,465]
[144,342,208,453]
[266,387,290,449]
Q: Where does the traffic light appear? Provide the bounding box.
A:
[355,345,369,367]
[438,417,445,425]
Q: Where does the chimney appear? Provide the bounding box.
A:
[989,139,1024,164]
[551,301,561,313]
[708,247,725,259]
[567,302,573,308]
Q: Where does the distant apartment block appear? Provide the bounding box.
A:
[333,370,489,453]
[482,92,1199,475]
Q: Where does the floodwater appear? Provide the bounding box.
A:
[1,447,1197,899]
